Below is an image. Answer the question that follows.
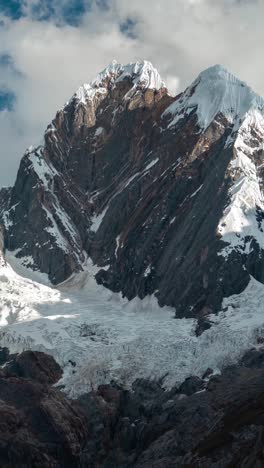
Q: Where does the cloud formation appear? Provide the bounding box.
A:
[0,0,263,185]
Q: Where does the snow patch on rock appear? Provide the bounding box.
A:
[144,157,159,172]
[94,126,104,137]
[90,206,108,233]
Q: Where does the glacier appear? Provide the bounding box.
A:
[0,251,264,398]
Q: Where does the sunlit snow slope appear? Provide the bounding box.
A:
[0,252,264,398]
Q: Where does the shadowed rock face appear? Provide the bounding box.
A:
[2,62,264,316]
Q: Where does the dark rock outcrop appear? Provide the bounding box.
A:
[5,350,63,384]
[178,375,205,396]
[0,187,11,219]
[0,350,88,468]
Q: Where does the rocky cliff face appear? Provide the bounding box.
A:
[2,61,264,317]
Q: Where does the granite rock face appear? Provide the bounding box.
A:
[2,61,264,317]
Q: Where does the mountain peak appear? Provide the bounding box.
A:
[197,64,251,91]
[198,64,235,79]
[164,63,264,131]
[4,55,264,328]
[72,60,166,105]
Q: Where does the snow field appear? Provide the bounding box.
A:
[0,253,263,398]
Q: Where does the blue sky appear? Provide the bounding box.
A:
[0,0,263,185]
[0,0,87,24]
[0,0,23,20]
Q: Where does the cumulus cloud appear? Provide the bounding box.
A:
[0,0,263,184]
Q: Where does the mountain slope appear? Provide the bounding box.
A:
[2,61,264,318]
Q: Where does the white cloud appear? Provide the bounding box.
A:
[0,0,263,184]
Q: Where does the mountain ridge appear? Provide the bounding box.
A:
[71,59,167,106]
[1,60,264,318]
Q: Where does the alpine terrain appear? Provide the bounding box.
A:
[1,60,264,466]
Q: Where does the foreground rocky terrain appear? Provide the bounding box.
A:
[1,347,264,467]
[1,61,264,318]
[0,349,85,467]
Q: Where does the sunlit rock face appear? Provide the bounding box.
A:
[2,61,264,318]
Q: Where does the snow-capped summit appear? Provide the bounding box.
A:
[94,59,166,90]
[164,63,264,130]
[73,60,166,105]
